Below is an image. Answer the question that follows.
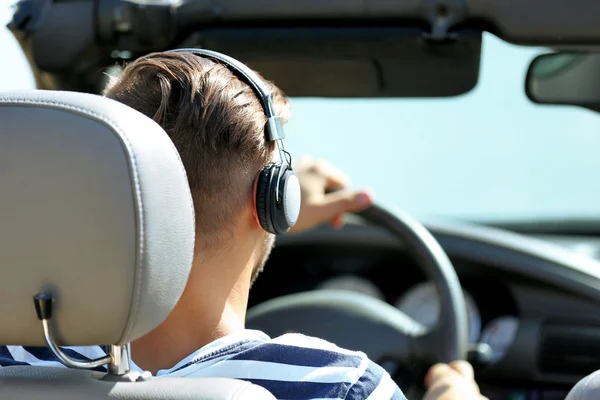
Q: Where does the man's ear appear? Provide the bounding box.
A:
[251,175,262,229]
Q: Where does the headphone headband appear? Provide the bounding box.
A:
[165,47,301,235]
[168,48,284,141]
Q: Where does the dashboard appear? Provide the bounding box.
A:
[247,217,600,399]
[317,275,515,358]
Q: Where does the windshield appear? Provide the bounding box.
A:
[283,35,600,224]
[3,4,600,224]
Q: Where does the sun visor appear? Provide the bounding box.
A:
[188,27,482,98]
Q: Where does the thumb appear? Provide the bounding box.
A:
[449,360,474,381]
[316,189,373,222]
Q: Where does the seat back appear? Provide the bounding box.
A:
[0,90,275,400]
[0,367,275,400]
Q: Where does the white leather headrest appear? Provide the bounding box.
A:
[0,90,195,346]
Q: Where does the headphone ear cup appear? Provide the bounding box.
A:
[256,163,301,235]
[272,168,301,234]
[256,165,277,235]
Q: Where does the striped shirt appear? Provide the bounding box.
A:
[0,330,406,400]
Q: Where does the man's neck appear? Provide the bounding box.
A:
[130,244,255,374]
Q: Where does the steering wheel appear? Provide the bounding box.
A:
[246,203,468,389]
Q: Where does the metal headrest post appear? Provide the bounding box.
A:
[33,292,151,382]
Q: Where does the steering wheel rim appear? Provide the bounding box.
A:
[246,202,468,371]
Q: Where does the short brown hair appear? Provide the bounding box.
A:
[103,51,291,255]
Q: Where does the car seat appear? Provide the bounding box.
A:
[0,90,276,400]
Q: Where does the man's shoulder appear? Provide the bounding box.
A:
[269,332,364,354]
[220,333,406,400]
[245,332,370,367]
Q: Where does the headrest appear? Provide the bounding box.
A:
[0,90,195,347]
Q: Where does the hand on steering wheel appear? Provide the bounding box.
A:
[424,361,488,400]
[288,156,373,233]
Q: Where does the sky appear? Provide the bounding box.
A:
[2,1,600,222]
[0,1,35,90]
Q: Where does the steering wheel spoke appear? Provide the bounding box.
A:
[246,290,425,363]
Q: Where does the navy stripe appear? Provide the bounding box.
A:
[346,360,383,399]
[24,346,107,372]
[228,343,363,369]
[0,346,30,367]
[247,378,350,400]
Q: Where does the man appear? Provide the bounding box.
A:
[0,51,485,400]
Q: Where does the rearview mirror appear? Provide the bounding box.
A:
[526,52,600,109]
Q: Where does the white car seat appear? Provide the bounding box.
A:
[0,90,276,400]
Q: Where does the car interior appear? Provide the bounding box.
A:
[3,1,600,400]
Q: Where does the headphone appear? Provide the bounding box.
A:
[168,48,301,235]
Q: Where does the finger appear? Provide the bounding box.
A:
[449,360,480,393]
[330,214,345,229]
[301,190,372,230]
[321,189,372,218]
[425,363,453,388]
[449,360,474,381]
[424,379,455,399]
[312,160,351,188]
